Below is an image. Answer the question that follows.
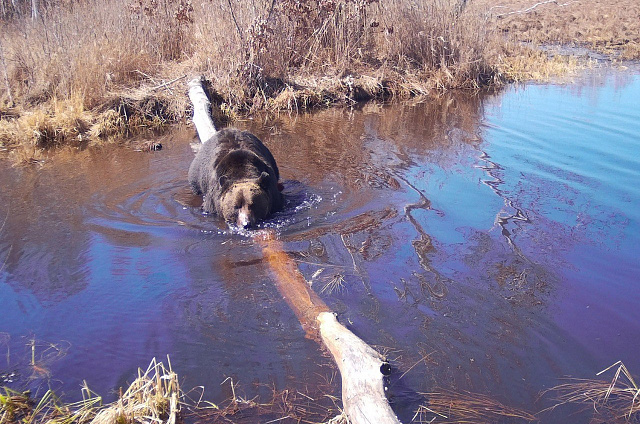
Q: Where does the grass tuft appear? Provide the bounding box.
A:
[543,361,640,423]
[0,357,192,424]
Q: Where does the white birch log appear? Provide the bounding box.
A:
[187,76,402,424]
[188,76,217,142]
[318,311,401,424]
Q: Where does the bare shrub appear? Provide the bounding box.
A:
[186,0,496,110]
[0,0,193,109]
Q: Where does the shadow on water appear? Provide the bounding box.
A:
[1,67,639,423]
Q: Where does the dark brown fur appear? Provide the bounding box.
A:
[188,128,283,228]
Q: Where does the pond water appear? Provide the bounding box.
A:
[1,67,639,423]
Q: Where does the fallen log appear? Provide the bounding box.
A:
[187,76,402,424]
[187,76,217,142]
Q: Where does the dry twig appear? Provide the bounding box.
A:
[493,0,580,17]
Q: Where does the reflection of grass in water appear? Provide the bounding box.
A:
[0,333,8,369]
[26,338,70,382]
[0,335,69,385]
[415,388,536,424]
[543,361,640,423]
[0,210,9,275]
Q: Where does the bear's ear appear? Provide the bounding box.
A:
[219,175,229,189]
[257,171,271,189]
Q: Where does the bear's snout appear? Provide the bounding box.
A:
[237,209,254,229]
[219,181,269,229]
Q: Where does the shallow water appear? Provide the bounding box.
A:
[1,67,639,422]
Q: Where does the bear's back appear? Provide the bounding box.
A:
[217,129,280,181]
[188,128,280,197]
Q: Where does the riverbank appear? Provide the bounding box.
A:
[0,0,636,163]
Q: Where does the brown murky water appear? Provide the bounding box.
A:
[1,68,639,423]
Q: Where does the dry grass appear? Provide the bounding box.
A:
[0,0,633,158]
[0,357,192,424]
[91,357,185,424]
[543,361,640,423]
[195,377,343,424]
[474,0,640,60]
[414,388,537,424]
[496,45,584,82]
[0,0,504,157]
[0,0,192,158]
[0,354,345,424]
[0,384,103,424]
[0,356,227,424]
[0,95,89,148]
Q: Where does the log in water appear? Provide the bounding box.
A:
[189,76,401,423]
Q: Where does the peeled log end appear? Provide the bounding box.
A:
[317,312,401,424]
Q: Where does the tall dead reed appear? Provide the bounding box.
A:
[0,0,192,109]
[191,0,497,104]
[0,0,497,109]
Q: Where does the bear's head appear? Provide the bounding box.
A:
[218,172,273,228]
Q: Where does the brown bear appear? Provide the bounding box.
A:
[188,128,284,228]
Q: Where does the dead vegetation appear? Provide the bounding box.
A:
[542,361,640,423]
[0,0,633,160]
[0,357,347,424]
[0,0,499,160]
[410,362,640,424]
[1,357,187,424]
[193,377,345,424]
[0,336,345,424]
[414,388,537,424]
[3,337,639,423]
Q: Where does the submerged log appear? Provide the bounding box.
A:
[187,77,402,424]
